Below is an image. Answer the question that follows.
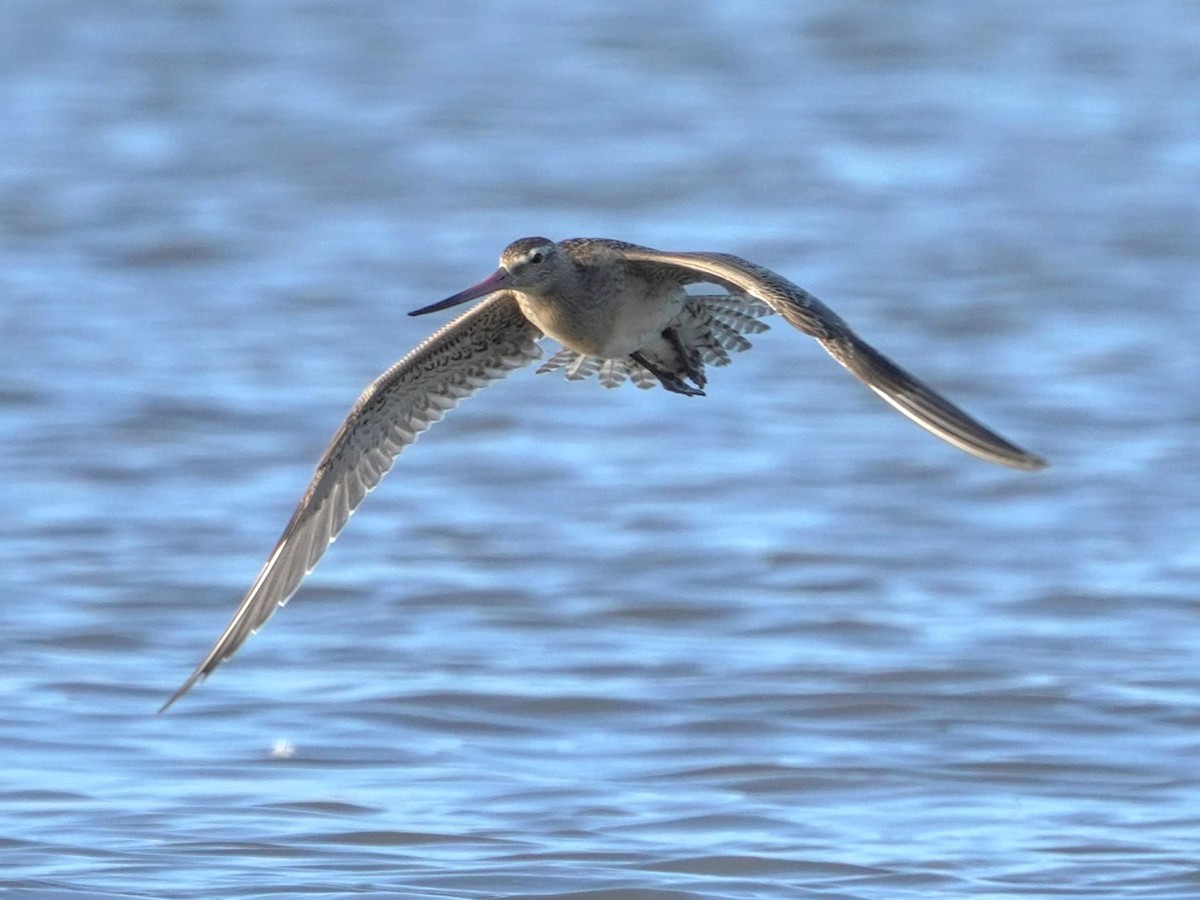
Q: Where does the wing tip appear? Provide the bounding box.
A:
[156,686,188,715]
[997,448,1049,471]
[157,673,201,714]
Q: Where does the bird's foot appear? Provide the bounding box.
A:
[630,351,705,397]
[662,327,707,389]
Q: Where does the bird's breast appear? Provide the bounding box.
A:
[517,283,686,360]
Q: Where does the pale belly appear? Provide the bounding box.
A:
[517,287,687,359]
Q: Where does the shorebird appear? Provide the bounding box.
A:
[160,236,1045,711]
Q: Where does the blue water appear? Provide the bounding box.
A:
[3,2,1199,897]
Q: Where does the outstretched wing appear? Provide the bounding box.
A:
[160,292,543,711]
[615,245,1046,471]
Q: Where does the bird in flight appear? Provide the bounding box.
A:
[160,237,1045,711]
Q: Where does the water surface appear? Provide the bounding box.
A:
[2,2,1199,897]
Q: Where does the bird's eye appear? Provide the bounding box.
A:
[529,251,544,264]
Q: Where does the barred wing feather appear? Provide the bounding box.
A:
[160,292,542,711]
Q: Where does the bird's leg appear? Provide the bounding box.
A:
[662,326,706,389]
[630,351,705,397]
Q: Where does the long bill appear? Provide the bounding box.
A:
[409,268,513,316]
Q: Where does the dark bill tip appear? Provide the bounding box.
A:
[409,268,512,316]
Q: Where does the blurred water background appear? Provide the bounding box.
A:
[2,1,1199,897]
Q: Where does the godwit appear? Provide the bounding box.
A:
[160,236,1045,711]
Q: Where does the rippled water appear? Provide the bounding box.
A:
[3,2,1199,897]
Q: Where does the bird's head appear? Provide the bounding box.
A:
[410,236,559,316]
